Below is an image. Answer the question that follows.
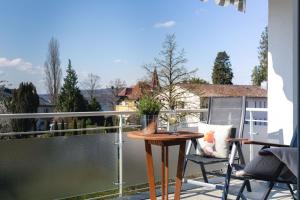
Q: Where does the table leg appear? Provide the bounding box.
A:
[145,141,157,200]
[161,146,165,200]
[165,146,169,200]
[174,142,186,200]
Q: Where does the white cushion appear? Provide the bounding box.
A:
[196,122,233,158]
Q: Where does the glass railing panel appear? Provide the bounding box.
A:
[243,122,268,162]
[0,133,118,200]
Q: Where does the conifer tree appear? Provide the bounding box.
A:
[251,27,268,86]
[8,82,39,132]
[211,51,234,84]
[57,59,87,112]
[87,97,104,125]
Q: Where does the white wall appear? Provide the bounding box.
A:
[268,0,298,144]
[292,0,298,141]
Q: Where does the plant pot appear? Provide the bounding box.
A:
[141,115,158,134]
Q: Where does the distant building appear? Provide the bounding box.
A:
[36,95,55,131]
[173,84,267,125]
[115,68,160,112]
[115,83,151,112]
[38,96,54,113]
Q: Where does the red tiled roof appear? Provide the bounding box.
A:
[179,84,267,98]
[118,88,133,97]
[118,82,152,100]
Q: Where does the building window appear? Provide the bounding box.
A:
[245,101,248,108]
[254,101,257,108]
[264,118,267,126]
[259,101,262,108]
[264,101,267,108]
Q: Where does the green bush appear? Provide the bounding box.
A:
[138,96,161,116]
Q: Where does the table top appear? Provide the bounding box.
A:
[127,130,203,141]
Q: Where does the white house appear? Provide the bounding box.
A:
[173,84,267,127]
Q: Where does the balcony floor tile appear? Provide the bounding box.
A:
[118,178,295,200]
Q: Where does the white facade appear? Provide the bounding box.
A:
[268,0,298,144]
[173,86,267,128]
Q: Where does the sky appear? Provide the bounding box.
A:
[0,0,268,93]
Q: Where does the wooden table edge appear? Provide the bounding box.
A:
[127,131,203,141]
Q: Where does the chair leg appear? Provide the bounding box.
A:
[183,159,188,177]
[287,184,296,200]
[262,182,274,200]
[245,180,252,192]
[222,165,232,200]
[236,180,247,200]
[199,163,208,183]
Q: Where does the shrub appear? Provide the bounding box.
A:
[138,96,161,116]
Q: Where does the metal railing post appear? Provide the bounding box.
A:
[118,114,123,197]
[249,110,254,161]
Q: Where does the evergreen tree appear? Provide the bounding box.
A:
[184,77,209,84]
[251,27,268,86]
[211,51,234,85]
[251,66,263,86]
[8,82,39,132]
[88,97,102,111]
[57,59,88,112]
[87,97,105,125]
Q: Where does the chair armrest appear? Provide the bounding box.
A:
[243,140,289,147]
[226,138,249,143]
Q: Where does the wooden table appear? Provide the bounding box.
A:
[127,131,203,200]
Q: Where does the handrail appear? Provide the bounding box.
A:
[246,107,267,112]
[0,109,208,119]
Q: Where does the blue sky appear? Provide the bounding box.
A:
[0,0,267,93]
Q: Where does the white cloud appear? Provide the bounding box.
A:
[153,20,176,28]
[113,59,127,64]
[0,57,42,74]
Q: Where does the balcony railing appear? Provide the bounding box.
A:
[0,108,267,199]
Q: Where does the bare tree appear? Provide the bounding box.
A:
[144,33,196,110]
[82,73,101,100]
[44,37,62,105]
[107,78,126,109]
[0,80,11,133]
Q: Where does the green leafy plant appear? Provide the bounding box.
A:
[138,96,162,116]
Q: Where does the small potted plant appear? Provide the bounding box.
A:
[138,95,162,134]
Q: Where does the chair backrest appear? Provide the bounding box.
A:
[207,96,246,138]
[290,127,298,147]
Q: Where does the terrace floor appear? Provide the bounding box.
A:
[118,177,295,200]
